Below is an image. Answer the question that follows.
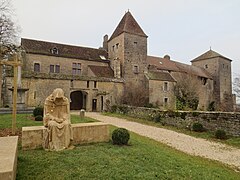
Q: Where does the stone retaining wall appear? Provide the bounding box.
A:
[112,105,240,136]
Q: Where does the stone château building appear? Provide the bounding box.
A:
[3,11,235,111]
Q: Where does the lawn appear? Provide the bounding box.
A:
[0,114,239,179]
[17,127,240,179]
[103,112,240,148]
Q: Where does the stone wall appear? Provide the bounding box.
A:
[111,105,240,137]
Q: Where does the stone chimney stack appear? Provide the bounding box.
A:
[103,34,108,51]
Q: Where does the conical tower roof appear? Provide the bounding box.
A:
[109,11,147,41]
[191,49,232,62]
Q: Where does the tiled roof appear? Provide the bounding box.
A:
[147,55,212,79]
[191,49,232,62]
[147,71,176,82]
[109,11,147,41]
[21,38,108,62]
[147,56,179,71]
[88,65,114,78]
[174,61,212,79]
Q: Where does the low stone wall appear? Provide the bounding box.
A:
[0,136,18,180]
[112,105,240,137]
[22,122,109,150]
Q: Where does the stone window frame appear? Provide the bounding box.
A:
[49,64,54,73]
[133,65,139,74]
[163,97,169,106]
[87,81,90,88]
[72,62,81,75]
[33,62,40,72]
[55,65,60,73]
[163,82,168,92]
[94,81,97,89]
[51,47,59,55]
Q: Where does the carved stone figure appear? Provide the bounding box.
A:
[43,88,73,151]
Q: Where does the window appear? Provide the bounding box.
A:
[164,97,168,106]
[34,63,40,72]
[223,64,225,69]
[133,65,139,74]
[50,65,54,73]
[72,63,81,75]
[205,64,208,69]
[94,81,97,88]
[163,82,168,91]
[55,65,60,73]
[134,41,137,45]
[112,45,115,52]
[51,47,58,55]
[116,43,119,49]
[87,81,89,88]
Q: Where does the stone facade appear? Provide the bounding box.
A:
[2,11,235,111]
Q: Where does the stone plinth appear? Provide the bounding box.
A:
[22,122,109,150]
[0,136,18,180]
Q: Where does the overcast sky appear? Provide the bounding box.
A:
[12,0,239,76]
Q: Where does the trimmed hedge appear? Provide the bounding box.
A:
[112,128,130,145]
[33,106,44,117]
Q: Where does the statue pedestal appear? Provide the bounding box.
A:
[8,87,29,110]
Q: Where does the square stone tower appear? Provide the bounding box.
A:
[191,49,233,111]
[107,11,148,88]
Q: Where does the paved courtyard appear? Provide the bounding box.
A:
[71,112,240,170]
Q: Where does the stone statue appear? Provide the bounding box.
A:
[43,88,73,151]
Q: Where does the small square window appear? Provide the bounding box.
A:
[133,65,139,74]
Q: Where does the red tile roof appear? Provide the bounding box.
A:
[147,71,176,82]
[21,38,108,62]
[147,55,212,79]
[88,65,114,78]
[109,11,147,41]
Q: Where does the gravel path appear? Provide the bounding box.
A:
[78,112,240,170]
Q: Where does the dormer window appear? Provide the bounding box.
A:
[51,47,59,55]
[99,55,106,60]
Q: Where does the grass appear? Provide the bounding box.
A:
[0,114,97,129]
[0,114,239,179]
[103,112,240,148]
[16,127,240,179]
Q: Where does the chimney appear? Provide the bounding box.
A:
[103,34,108,51]
[164,55,170,60]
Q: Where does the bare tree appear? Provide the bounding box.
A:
[121,84,148,107]
[233,76,240,98]
[174,73,200,110]
[0,0,19,46]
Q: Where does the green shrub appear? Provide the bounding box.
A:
[215,129,227,140]
[153,113,161,123]
[35,115,43,121]
[118,106,129,114]
[111,105,117,113]
[112,128,130,145]
[192,122,204,132]
[33,106,44,117]
[192,111,200,117]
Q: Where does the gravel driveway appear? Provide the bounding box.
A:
[72,111,240,170]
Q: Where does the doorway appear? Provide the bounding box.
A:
[70,91,87,110]
[92,99,97,112]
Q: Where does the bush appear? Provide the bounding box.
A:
[112,128,130,145]
[35,115,43,121]
[192,122,204,132]
[110,105,117,113]
[207,101,215,111]
[33,106,44,117]
[153,113,161,123]
[215,129,227,140]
